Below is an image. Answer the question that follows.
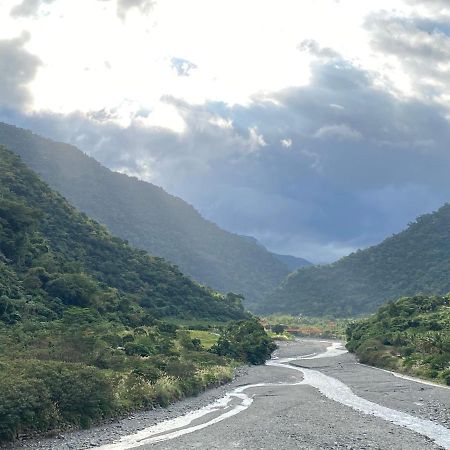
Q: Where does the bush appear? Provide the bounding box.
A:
[212,319,276,365]
[0,361,116,439]
[0,375,55,440]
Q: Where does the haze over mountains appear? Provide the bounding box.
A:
[0,122,293,306]
[261,204,450,317]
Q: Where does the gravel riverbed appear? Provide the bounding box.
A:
[7,340,450,450]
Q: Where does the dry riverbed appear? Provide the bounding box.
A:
[8,340,450,450]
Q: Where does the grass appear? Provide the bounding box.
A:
[188,330,219,349]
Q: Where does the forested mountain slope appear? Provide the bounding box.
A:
[0,146,279,441]
[0,122,289,305]
[0,145,246,322]
[261,205,450,316]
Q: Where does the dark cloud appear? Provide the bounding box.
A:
[0,33,41,110]
[4,54,450,263]
[10,0,55,18]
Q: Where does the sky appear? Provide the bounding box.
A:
[1,0,450,262]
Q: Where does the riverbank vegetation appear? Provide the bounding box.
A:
[265,315,351,339]
[0,146,275,443]
[346,294,450,385]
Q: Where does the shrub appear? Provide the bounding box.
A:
[212,318,276,365]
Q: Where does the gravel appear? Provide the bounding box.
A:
[6,340,450,450]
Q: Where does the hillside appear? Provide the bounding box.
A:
[346,294,450,385]
[260,204,450,316]
[0,145,274,441]
[0,145,246,322]
[0,122,290,305]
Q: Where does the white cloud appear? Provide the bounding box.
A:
[3,0,411,120]
[248,127,267,150]
[10,0,56,18]
[209,116,233,129]
[116,0,155,20]
[314,124,362,140]
[329,103,344,110]
[280,138,292,148]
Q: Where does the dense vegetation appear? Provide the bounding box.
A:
[261,205,450,316]
[346,294,450,385]
[0,122,291,306]
[212,319,276,365]
[0,145,278,442]
[0,145,246,322]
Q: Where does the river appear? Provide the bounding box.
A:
[14,340,450,450]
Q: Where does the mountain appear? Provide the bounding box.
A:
[271,253,312,271]
[0,122,289,306]
[0,144,246,322]
[260,204,450,317]
[346,294,450,385]
[0,145,276,441]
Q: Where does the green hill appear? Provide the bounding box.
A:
[0,122,289,306]
[0,145,276,441]
[0,144,247,323]
[260,204,450,316]
[346,294,450,385]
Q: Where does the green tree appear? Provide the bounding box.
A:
[212,319,276,365]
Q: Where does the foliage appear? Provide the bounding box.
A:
[260,204,450,316]
[0,122,290,306]
[346,294,450,385]
[212,319,276,364]
[0,145,263,442]
[0,145,247,322]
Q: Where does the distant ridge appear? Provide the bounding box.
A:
[260,204,450,316]
[271,253,312,271]
[0,122,290,306]
[239,235,312,271]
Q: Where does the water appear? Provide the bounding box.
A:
[95,341,450,449]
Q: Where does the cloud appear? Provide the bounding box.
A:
[117,0,155,20]
[10,0,155,20]
[298,39,340,60]
[248,127,267,150]
[0,33,41,110]
[5,54,450,263]
[280,138,292,148]
[170,57,197,77]
[10,0,55,18]
[366,11,450,101]
[314,124,362,140]
[405,0,450,15]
